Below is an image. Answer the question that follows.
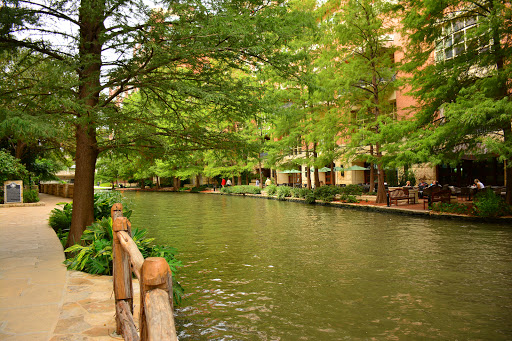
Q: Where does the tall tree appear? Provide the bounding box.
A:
[1,0,307,245]
[322,0,398,203]
[397,0,512,204]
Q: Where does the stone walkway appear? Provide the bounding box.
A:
[0,194,139,341]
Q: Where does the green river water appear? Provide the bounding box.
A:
[123,191,512,340]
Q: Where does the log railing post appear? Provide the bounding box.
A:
[140,257,177,341]
[111,205,134,336]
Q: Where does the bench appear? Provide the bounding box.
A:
[388,188,414,206]
[423,189,452,209]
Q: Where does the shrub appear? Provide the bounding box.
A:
[49,202,73,235]
[64,218,183,304]
[265,184,278,196]
[290,187,301,198]
[431,202,471,215]
[220,185,261,195]
[94,191,132,220]
[23,188,40,203]
[298,188,313,199]
[473,189,511,218]
[313,186,338,202]
[276,186,292,200]
[341,184,363,196]
[49,191,132,245]
[345,195,359,203]
[305,192,316,204]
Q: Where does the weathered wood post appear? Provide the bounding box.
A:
[140,257,177,341]
[111,204,134,336]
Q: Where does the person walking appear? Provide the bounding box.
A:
[221,178,226,188]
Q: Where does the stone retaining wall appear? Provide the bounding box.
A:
[39,183,74,198]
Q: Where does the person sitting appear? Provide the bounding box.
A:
[473,179,485,190]
[417,180,428,198]
[429,180,441,188]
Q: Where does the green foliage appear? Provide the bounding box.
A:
[385,169,399,187]
[305,192,316,204]
[220,185,261,195]
[0,149,28,184]
[276,186,292,200]
[48,191,131,244]
[290,187,300,198]
[313,186,339,202]
[431,202,471,215]
[345,195,359,203]
[23,188,39,203]
[472,190,512,218]
[64,218,183,304]
[394,1,512,203]
[94,191,132,220]
[49,202,73,235]
[64,218,114,275]
[265,184,278,196]
[399,170,416,186]
[298,188,313,199]
[340,184,364,196]
[31,158,60,182]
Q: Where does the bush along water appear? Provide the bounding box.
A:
[472,189,512,218]
[220,185,261,195]
[64,217,183,304]
[431,202,471,215]
[49,191,183,304]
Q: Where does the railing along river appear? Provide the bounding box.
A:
[110,203,178,341]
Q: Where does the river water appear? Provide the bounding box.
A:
[122,191,512,340]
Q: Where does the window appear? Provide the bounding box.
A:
[435,16,487,62]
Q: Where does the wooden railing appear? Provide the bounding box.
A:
[111,203,178,341]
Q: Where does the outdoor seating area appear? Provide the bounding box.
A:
[388,188,415,206]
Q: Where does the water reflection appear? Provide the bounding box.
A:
[123,192,512,340]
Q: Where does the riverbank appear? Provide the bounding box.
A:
[215,191,512,224]
[117,187,512,224]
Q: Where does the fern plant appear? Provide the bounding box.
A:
[64,218,114,275]
[64,217,183,303]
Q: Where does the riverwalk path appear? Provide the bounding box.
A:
[0,194,136,341]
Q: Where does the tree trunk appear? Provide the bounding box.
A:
[258,160,263,189]
[66,0,104,248]
[15,141,27,160]
[369,145,375,192]
[331,161,336,186]
[66,125,99,247]
[313,143,320,188]
[305,144,311,190]
[375,162,386,203]
[375,144,386,203]
[504,126,512,205]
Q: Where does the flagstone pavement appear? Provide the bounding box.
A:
[0,194,139,341]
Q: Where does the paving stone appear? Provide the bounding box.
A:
[0,279,27,298]
[79,299,115,314]
[53,316,91,334]
[59,302,89,319]
[0,305,60,334]
[68,277,94,286]
[49,334,90,341]
[1,333,49,340]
